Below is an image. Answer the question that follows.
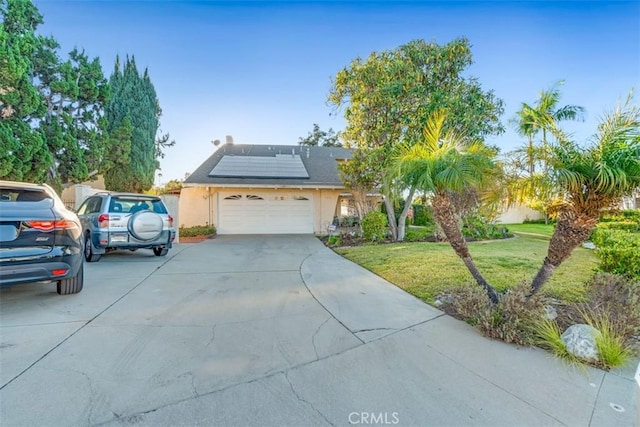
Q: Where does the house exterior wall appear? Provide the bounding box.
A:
[496,204,544,224]
[621,191,640,210]
[179,186,343,234]
[338,195,383,217]
[316,189,342,234]
[178,187,212,228]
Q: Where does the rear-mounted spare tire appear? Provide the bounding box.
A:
[128,211,163,241]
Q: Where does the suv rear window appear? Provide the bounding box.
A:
[0,189,52,203]
[109,197,168,214]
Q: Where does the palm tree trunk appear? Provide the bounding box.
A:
[432,192,499,304]
[530,259,556,295]
[527,137,535,175]
[530,211,597,295]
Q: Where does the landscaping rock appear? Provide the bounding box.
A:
[434,294,454,307]
[561,324,601,361]
[582,241,596,249]
[543,305,558,320]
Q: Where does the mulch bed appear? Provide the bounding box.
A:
[179,235,215,243]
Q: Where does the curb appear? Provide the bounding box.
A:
[636,362,640,426]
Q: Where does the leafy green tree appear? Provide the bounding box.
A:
[530,92,640,295]
[35,46,110,188]
[103,56,174,192]
[337,147,382,221]
[329,38,504,241]
[1,0,109,187]
[159,179,183,194]
[0,0,51,181]
[390,111,500,303]
[298,123,341,147]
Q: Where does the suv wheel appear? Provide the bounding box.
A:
[57,263,84,295]
[153,247,168,257]
[84,233,102,262]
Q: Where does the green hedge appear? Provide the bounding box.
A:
[595,221,640,233]
[179,225,217,237]
[600,209,640,223]
[361,211,388,242]
[412,204,434,226]
[591,228,640,279]
[404,226,435,242]
[461,215,511,240]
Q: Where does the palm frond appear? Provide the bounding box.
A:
[389,110,498,197]
[422,109,446,152]
[554,105,586,122]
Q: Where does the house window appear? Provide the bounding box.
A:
[246,195,264,200]
[224,195,242,200]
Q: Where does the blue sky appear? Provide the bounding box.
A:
[34,1,640,183]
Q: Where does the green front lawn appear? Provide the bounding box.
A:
[335,223,598,303]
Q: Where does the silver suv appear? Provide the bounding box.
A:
[77,193,176,262]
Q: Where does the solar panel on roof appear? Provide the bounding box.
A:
[209,155,310,179]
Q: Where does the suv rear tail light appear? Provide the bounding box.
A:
[98,214,109,228]
[168,215,174,228]
[27,220,78,231]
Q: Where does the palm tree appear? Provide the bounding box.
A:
[530,93,640,295]
[511,107,538,175]
[519,81,586,169]
[510,82,586,223]
[390,111,500,303]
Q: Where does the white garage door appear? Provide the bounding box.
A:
[218,192,314,234]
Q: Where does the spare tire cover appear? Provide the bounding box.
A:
[128,211,163,241]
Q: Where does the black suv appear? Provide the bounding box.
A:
[0,180,84,294]
[77,193,176,262]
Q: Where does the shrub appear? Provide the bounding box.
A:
[361,211,388,242]
[620,209,640,222]
[179,225,216,237]
[536,312,632,370]
[595,221,640,233]
[412,204,434,227]
[340,216,359,227]
[586,273,640,346]
[544,273,640,369]
[326,235,342,246]
[600,209,640,224]
[591,229,640,279]
[404,226,435,242]
[536,318,582,364]
[461,214,511,240]
[442,282,545,346]
[586,310,632,369]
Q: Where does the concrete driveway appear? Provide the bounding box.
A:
[0,235,636,426]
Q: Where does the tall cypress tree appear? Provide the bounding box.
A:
[103,56,172,192]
